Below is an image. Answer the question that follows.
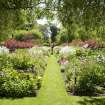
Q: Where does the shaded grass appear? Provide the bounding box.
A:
[0,55,105,105]
[78,97,105,105]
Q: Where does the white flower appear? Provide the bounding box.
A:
[28,46,50,56]
[0,46,9,55]
[29,47,42,55]
[59,46,76,55]
[53,46,61,53]
[96,55,105,63]
[40,46,50,52]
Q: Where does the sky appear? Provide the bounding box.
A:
[36,2,62,28]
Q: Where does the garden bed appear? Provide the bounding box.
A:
[58,46,105,96]
[0,46,49,98]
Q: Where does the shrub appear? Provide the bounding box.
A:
[28,46,50,56]
[70,40,84,46]
[75,61,105,96]
[83,40,97,49]
[0,50,47,97]
[0,46,9,55]
[59,34,75,43]
[0,50,46,74]
[78,30,90,41]
[14,30,42,41]
[75,48,93,57]
[65,54,105,96]
[0,67,37,97]
[59,46,76,58]
[7,50,46,74]
[4,39,34,50]
[9,53,34,71]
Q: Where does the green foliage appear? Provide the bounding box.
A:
[0,0,105,42]
[0,34,11,42]
[60,33,75,43]
[9,53,34,70]
[78,30,90,41]
[64,49,105,96]
[75,61,105,96]
[0,51,34,71]
[0,0,39,40]
[58,0,105,28]
[0,49,47,97]
[56,0,105,42]
[0,9,24,34]
[57,28,75,43]
[76,48,93,57]
[1,55,105,105]
[0,67,37,97]
[14,29,42,41]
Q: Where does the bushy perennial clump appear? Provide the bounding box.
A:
[8,52,35,71]
[0,50,47,97]
[4,39,34,50]
[28,46,50,56]
[59,47,105,96]
[0,67,37,97]
[59,46,76,56]
[0,46,9,55]
[95,54,105,64]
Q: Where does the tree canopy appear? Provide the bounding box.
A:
[58,0,105,28]
[0,0,105,37]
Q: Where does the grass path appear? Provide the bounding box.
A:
[0,55,105,105]
[37,55,69,105]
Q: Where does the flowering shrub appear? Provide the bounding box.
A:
[53,46,61,54]
[0,67,37,97]
[28,46,50,56]
[7,50,46,74]
[82,40,97,48]
[70,39,104,49]
[66,55,105,96]
[0,50,47,97]
[59,46,76,56]
[59,57,69,72]
[95,55,105,64]
[59,48,105,96]
[0,46,9,55]
[4,39,34,50]
[8,53,35,71]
